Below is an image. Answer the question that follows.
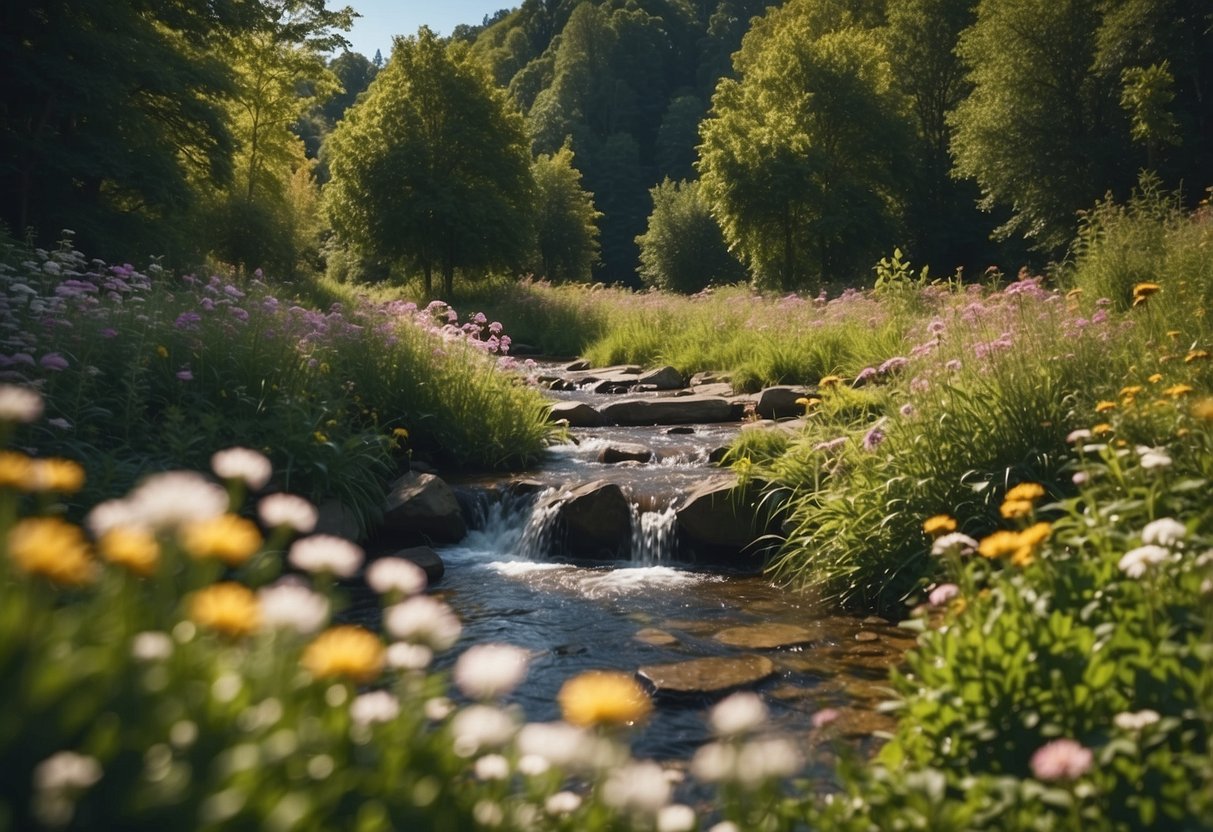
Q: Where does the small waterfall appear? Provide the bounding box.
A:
[630,504,679,565]
[515,487,566,561]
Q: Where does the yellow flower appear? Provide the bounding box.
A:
[922,515,957,537]
[0,451,34,489]
[978,531,1022,560]
[1193,398,1213,421]
[100,527,160,577]
[1163,384,1193,398]
[313,431,328,443]
[1095,400,1116,413]
[189,582,260,638]
[1119,386,1143,397]
[1185,349,1210,363]
[817,375,844,388]
[558,670,652,728]
[1131,283,1161,306]
[1065,288,1083,300]
[1092,423,1114,436]
[1005,482,1045,503]
[302,626,385,683]
[949,596,967,616]
[156,345,169,358]
[1011,546,1036,568]
[1165,330,1181,339]
[7,517,95,586]
[181,514,262,566]
[1018,521,1052,548]
[392,427,410,440]
[1000,499,1034,519]
[30,458,85,493]
[1148,373,1163,383]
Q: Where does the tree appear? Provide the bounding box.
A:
[324,28,535,298]
[698,2,912,290]
[530,145,601,282]
[636,178,744,292]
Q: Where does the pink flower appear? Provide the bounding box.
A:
[1030,739,1092,781]
[176,369,193,381]
[811,708,840,729]
[928,583,960,606]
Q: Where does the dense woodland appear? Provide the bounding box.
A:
[2,0,1211,292]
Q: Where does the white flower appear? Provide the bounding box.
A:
[131,631,173,662]
[690,741,735,783]
[657,804,696,832]
[424,697,454,722]
[453,643,530,701]
[544,791,582,815]
[384,596,461,651]
[474,754,510,781]
[450,705,517,757]
[288,535,363,577]
[709,692,768,737]
[350,691,400,726]
[1118,544,1170,578]
[736,737,803,785]
[386,641,433,670]
[709,823,741,832]
[1137,446,1172,470]
[85,499,139,537]
[365,557,427,597]
[602,761,671,814]
[517,754,551,777]
[125,471,229,530]
[211,447,272,490]
[931,532,979,558]
[1113,709,1160,732]
[33,751,102,792]
[258,493,318,533]
[1141,518,1186,548]
[516,721,600,770]
[257,578,330,633]
[1065,429,1091,444]
[0,384,43,423]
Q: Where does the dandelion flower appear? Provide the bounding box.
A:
[1148,373,1163,384]
[386,642,433,670]
[978,531,1022,560]
[301,625,384,683]
[0,451,34,489]
[1092,423,1113,436]
[1120,385,1143,397]
[1005,482,1045,503]
[1141,518,1185,547]
[1095,400,1116,413]
[29,458,85,493]
[99,526,160,576]
[1118,544,1169,578]
[288,534,363,577]
[257,578,330,634]
[1030,738,1092,781]
[1000,499,1034,519]
[257,493,317,533]
[1193,398,1213,421]
[1163,383,1193,398]
[558,670,651,728]
[709,692,768,737]
[365,556,427,597]
[922,515,957,537]
[453,643,530,700]
[188,582,260,637]
[1131,282,1161,306]
[817,374,843,388]
[182,514,262,566]
[8,517,95,586]
[211,447,272,490]
[1185,349,1209,363]
[384,596,462,650]
[0,384,44,423]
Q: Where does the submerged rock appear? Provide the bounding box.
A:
[634,628,679,647]
[565,359,592,372]
[597,442,654,464]
[382,472,467,544]
[548,401,606,427]
[713,623,817,649]
[600,395,736,426]
[638,654,775,695]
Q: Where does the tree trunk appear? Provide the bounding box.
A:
[442,261,454,299]
[423,262,433,299]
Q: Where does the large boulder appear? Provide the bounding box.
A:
[597,442,654,464]
[755,386,814,419]
[548,401,606,427]
[315,498,363,541]
[676,477,768,559]
[541,480,632,561]
[600,395,736,426]
[636,365,686,390]
[381,472,467,544]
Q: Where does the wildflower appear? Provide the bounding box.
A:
[811,707,840,729]
[862,423,886,451]
[516,721,607,770]
[0,453,36,490]
[545,792,582,815]
[878,356,909,374]
[188,582,260,637]
[1118,545,1169,578]
[602,761,671,814]
[1000,500,1034,519]
[365,557,427,597]
[899,403,915,417]
[302,625,385,683]
[384,596,462,651]
[39,353,69,371]
[0,384,43,422]
[1095,400,1116,413]
[99,526,160,576]
[386,642,433,670]
[931,532,978,558]
[1194,398,1213,421]
[257,493,317,533]
[1142,518,1186,547]
[922,515,957,537]
[33,750,103,793]
[8,517,95,586]
[1066,429,1091,444]
[1148,373,1163,383]
[350,691,400,726]
[1163,383,1193,398]
[709,823,741,832]
[795,396,820,410]
[1131,282,1161,306]
[978,531,1022,560]
[474,754,510,781]
[182,514,262,566]
[1030,739,1093,781]
[131,631,173,662]
[737,737,803,783]
[451,705,516,756]
[175,369,193,381]
[211,447,272,490]
[1138,447,1172,470]
[1120,385,1143,397]
[709,692,768,737]
[29,458,85,493]
[928,583,960,607]
[518,754,551,777]
[1114,709,1160,732]
[392,427,409,440]
[257,578,330,634]
[1005,482,1045,503]
[657,804,696,832]
[558,670,652,728]
[1092,423,1114,436]
[288,535,363,577]
[944,359,962,373]
[125,471,229,530]
[817,374,843,388]
[156,345,168,358]
[1185,349,1209,363]
[453,643,530,700]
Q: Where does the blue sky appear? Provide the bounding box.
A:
[344,1,514,60]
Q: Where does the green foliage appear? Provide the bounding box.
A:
[636,179,744,293]
[529,145,601,283]
[324,29,535,299]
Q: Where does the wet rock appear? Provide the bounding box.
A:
[638,654,775,696]
[690,382,735,398]
[676,477,767,554]
[713,623,817,649]
[548,401,606,427]
[691,371,730,386]
[378,545,445,585]
[855,631,879,643]
[382,472,467,544]
[597,442,654,464]
[315,498,362,541]
[667,426,695,435]
[542,480,632,561]
[636,365,686,390]
[589,377,640,394]
[565,359,591,372]
[755,386,814,419]
[507,479,547,498]
[548,379,577,392]
[707,446,730,464]
[862,616,891,626]
[634,628,679,647]
[601,395,736,426]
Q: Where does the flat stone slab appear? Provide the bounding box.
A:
[638,654,775,695]
[713,623,817,649]
[634,628,679,647]
[600,395,736,426]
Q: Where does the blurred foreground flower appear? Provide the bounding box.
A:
[211,447,272,490]
[1030,738,1093,781]
[302,625,384,683]
[8,517,95,586]
[558,670,652,728]
[454,643,530,700]
[189,582,261,637]
[0,383,44,423]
